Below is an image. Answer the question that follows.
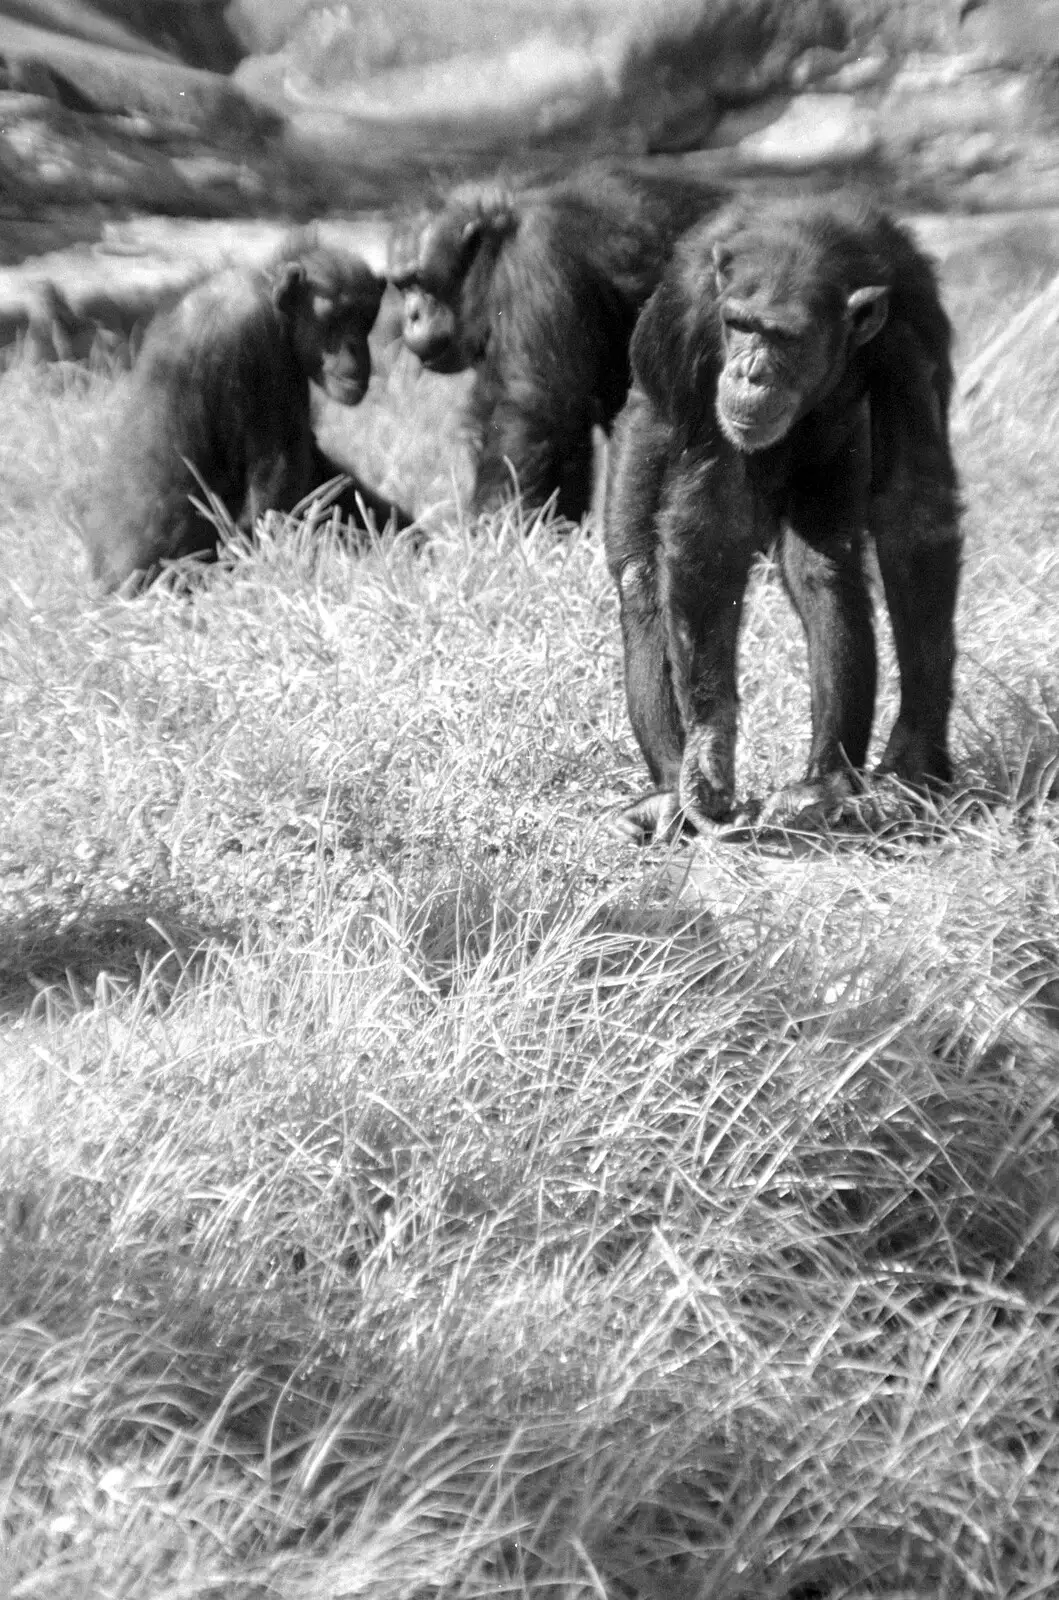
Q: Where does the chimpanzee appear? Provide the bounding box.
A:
[24,281,119,366]
[604,194,963,841]
[84,240,411,593]
[388,168,721,521]
[22,280,184,369]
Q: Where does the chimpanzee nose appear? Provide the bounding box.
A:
[743,348,769,384]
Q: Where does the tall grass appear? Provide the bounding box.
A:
[1,233,1059,1597]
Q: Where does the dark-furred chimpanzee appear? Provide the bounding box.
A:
[84,240,411,593]
[605,195,963,841]
[22,279,185,369]
[387,168,721,521]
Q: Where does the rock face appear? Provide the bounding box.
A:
[2,0,1059,282]
[225,0,1059,210]
[0,6,311,260]
[7,1,244,71]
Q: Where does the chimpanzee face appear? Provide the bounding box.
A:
[712,240,889,453]
[388,209,489,374]
[274,252,386,405]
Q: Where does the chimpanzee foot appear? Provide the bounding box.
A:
[876,740,953,791]
[759,771,855,829]
[678,727,736,828]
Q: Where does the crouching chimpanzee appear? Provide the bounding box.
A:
[388,168,721,522]
[84,240,411,593]
[22,279,185,369]
[604,195,963,841]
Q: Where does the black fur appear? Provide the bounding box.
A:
[84,242,411,594]
[389,168,721,521]
[604,195,963,839]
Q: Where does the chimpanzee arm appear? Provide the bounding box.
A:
[763,406,878,823]
[656,448,757,825]
[604,392,683,792]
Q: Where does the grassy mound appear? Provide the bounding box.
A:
[0,230,1058,1597]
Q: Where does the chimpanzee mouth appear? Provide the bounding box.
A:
[416,344,468,376]
[717,387,799,452]
[325,375,368,406]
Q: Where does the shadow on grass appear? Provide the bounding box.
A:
[0,898,238,1018]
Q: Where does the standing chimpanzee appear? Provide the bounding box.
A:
[387,168,721,522]
[604,194,963,841]
[84,240,411,593]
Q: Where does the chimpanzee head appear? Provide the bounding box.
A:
[273,245,386,406]
[388,188,518,374]
[710,223,889,453]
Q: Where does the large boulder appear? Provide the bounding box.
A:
[0,16,266,133]
[7,1,244,73]
[5,0,1059,269]
[227,0,1059,209]
[236,0,851,163]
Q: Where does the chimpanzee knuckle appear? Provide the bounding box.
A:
[679,717,737,820]
[617,558,652,600]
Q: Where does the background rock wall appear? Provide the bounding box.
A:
[1,0,1057,335]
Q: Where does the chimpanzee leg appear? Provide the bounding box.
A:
[762,420,876,823]
[868,345,963,788]
[770,526,876,821]
[873,526,961,786]
[604,395,685,839]
[474,392,594,522]
[658,449,758,825]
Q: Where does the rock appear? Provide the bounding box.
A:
[0,16,272,137]
[958,0,1059,64]
[236,0,847,163]
[789,46,849,88]
[226,0,313,57]
[822,50,890,91]
[789,46,889,92]
[737,93,880,168]
[9,1,244,74]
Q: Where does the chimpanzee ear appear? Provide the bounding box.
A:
[459,214,501,263]
[847,285,889,347]
[712,242,733,298]
[272,261,307,316]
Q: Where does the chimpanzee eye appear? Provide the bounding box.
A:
[418,275,451,299]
